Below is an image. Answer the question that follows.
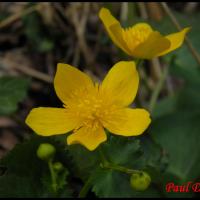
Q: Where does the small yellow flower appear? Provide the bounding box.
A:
[25,61,151,151]
[99,7,190,59]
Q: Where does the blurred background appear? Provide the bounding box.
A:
[0,3,200,191]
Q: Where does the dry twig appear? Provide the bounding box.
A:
[161,2,200,66]
[0,4,43,29]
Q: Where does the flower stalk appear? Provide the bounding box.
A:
[48,159,58,193]
[100,162,142,175]
[78,175,94,198]
[98,146,142,175]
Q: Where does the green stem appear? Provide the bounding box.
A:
[135,58,143,67]
[78,175,94,198]
[98,146,142,175]
[101,162,141,175]
[48,160,58,193]
[149,64,169,113]
[98,147,108,165]
[78,147,108,198]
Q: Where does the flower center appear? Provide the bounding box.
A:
[122,24,153,52]
[64,84,117,129]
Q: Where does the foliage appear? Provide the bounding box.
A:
[0,136,72,197]
[0,76,30,116]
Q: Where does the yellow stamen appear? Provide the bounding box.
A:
[64,84,118,130]
[122,24,153,52]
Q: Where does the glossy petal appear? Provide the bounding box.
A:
[67,125,107,151]
[158,27,191,56]
[99,7,131,55]
[101,61,139,107]
[102,108,151,136]
[133,31,171,59]
[54,63,94,104]
[25,107,80,136]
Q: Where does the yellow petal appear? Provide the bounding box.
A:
[158,27,191,56]
[99,7,131,55]
[67,125,107,151]
[101,61,139,107]
[132,31,171,59]
[102,108,151,136]
[54,63,94,104]
[25,107,79,136]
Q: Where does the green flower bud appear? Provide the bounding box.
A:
[37,143,56,161]
[130,171,151,191]
[53,162,64,172]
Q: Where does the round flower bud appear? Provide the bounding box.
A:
[130,171,151,191]
[53,162,64,172]
[37,143,56,161]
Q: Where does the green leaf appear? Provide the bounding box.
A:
[0,76,30,116]
[150,79,200,198]
[68,143,100,181]
[169,60,200,86]
[92,167,161,198]
[0,135,72,197]
[90,136,162,197]
[102,136,141,167]
[22,10,54,53]
[153,82,200,118]
[0,174,43,198]
[152,94,178,119]
[149,110,200,181]
[177,83,200,111]
[148,108,200,198]
[41,168,71,197]
[140,135,169,172]
[68,136,142,181]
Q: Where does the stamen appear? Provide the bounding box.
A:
[65,83,119,131]
[122,25,152,52]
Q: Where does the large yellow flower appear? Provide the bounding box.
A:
[99,7,190,59]
[25,61,151,151]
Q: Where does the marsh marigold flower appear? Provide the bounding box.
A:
[99,8,190,59]
[25,61,151,151]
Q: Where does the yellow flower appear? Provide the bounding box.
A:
[25,61,151,151]
[99,7,190,59]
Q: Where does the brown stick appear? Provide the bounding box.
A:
[0,4,43,29]
[160,2,200,66]
[0,58,53,83]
